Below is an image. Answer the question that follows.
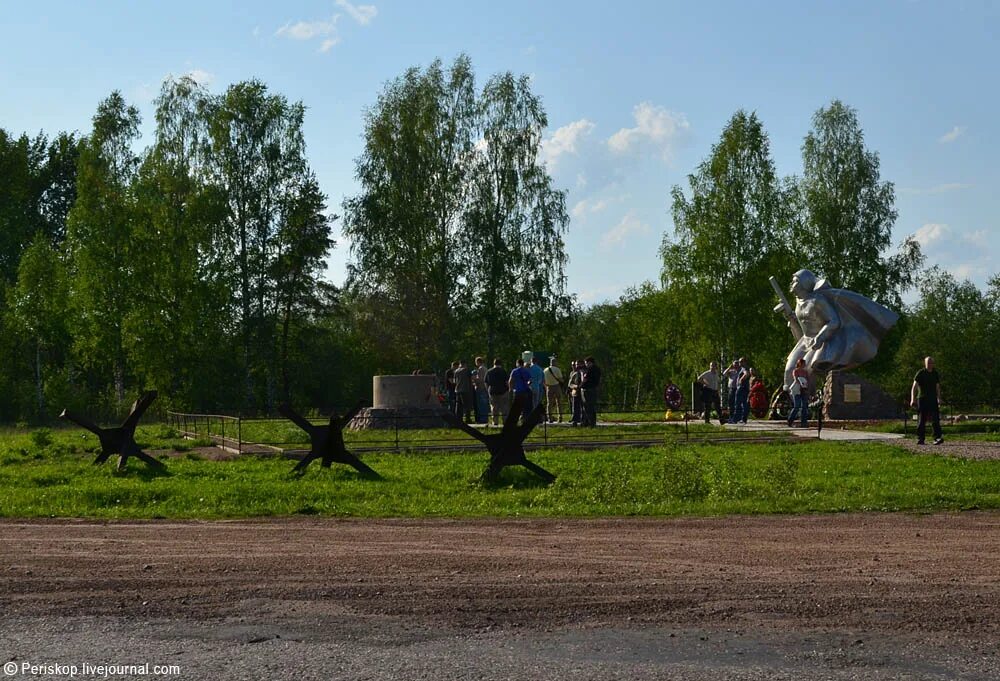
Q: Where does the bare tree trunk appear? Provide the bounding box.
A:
[35,342,45,418]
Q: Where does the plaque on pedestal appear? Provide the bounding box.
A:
[823,371,903,420]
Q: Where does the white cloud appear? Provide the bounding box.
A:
[913,223,950,246]
[952,263,988,281]
[571,194,629,220]
[131,82,157,105]
[320,38,341,52]
[184,69,214,86]
[571,198,608,220]
[575,173,587,189]
[600,211,650,247]
[540,119,595,169]
[607,102,690,161]
[577,284,627,305]
[938,126,966,144]
[252,26,261,38]
[335,0,377,25]
[962,229,990,249]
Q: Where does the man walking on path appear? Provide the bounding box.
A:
[911,356,944,445]
[697,361,723,424]
[543,356,565,423]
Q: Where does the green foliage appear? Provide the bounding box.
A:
[660,110,797,384]
[889,268,1000,408]
[798,100,922,308]
[2,427,1000,518]
[660,447,710,501]
[343,55,572,371]
[29,428,53,449]
[65,91,142,405]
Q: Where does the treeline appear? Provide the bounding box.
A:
[566,105,1000,410]
[1,79,366,419]
[1,57,997,423]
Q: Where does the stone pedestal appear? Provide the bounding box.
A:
[350,375,451,430]
[822,371,904,420]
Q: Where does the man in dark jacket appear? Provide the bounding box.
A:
[454,360,475,423]
[484,358,510,427]
[911,356,944,445]
[580,356,602,427]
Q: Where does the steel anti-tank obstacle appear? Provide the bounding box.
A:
[443,401,556,484]
[59,390,166,472]
[278,402,381,478]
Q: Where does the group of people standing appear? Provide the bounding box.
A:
[696,357,812,427]
[445,354,602,428]
[696,354,945,439]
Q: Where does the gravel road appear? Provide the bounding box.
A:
[3,512,1000,680]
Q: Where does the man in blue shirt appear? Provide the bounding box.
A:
[528,355,545,411]
[508,358,534,425]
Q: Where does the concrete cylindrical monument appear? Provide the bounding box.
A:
[372,375,437,409]
[351,374,450,429]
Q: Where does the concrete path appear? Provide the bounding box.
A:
[722,420,905,441]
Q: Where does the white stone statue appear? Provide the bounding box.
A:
[772,269,898,390]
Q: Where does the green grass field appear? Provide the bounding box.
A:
[1,425,999,519]
[174,416,794,450]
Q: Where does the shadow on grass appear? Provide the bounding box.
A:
[478,468,554,491]
[288,466,387,482]
[110,464,173,481]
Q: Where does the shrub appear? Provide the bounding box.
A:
[30,428,53,449]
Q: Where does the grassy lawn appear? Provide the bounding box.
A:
[1,425,1000,519]
[191,417,792,450]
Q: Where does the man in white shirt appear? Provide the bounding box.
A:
[697,361,723,424]
[543,356,565,423]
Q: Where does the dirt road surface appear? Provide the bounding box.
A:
[2,514,999,680]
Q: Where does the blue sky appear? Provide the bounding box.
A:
[2,1,997,304]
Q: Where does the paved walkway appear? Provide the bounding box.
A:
[722,420,905,441]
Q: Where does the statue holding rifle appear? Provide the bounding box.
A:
[771,269,898,392]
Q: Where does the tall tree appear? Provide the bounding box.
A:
[0,130,78,281]
[798,100,922,306]
[343,56,476,371]
[462,71,572,357]
[661,110,796,380]
[344,56,572,370]
[202,80,315,410]
[127,77,234,410]
[65,92,142,405]
[7,233,70,417]
[270,173,335,402]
